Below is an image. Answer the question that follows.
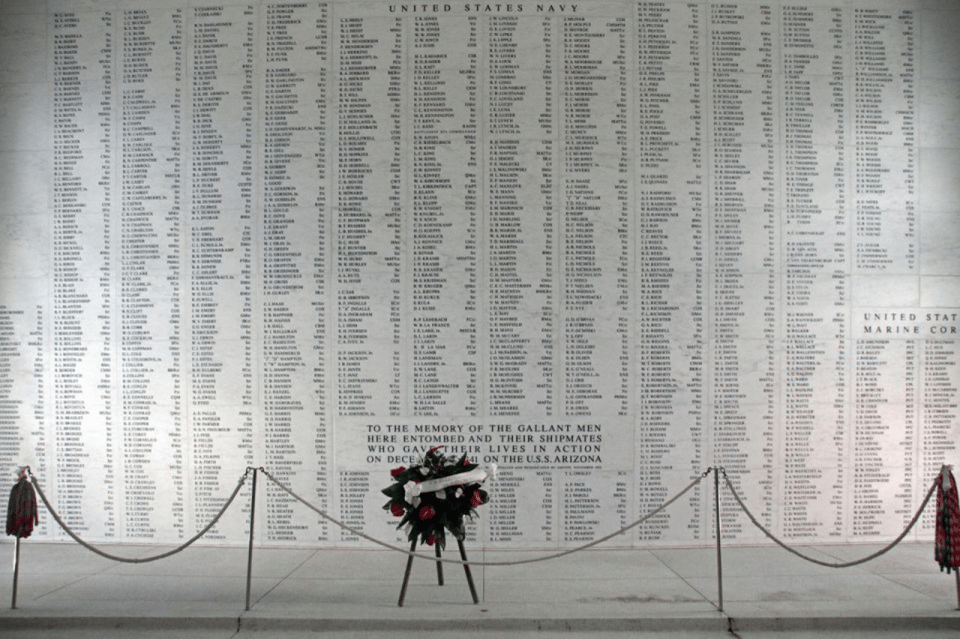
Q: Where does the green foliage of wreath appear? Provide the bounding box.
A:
[382,447,489,550]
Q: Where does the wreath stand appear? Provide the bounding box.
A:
[397,537,479,606]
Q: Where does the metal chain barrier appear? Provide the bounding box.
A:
[260,466,712,567]
[720,466,938,568]
[25,466,250,564]
[12,463,954,615]
[19,463,941,573]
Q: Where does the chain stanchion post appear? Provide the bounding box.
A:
[714,466,724,613]
[245,467,258,611]
[11,537,21,609]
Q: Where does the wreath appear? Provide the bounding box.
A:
[382,446,494,550]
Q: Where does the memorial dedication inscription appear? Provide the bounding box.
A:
[0,0,957,548]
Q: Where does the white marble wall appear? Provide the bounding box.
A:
[0,0,957,548]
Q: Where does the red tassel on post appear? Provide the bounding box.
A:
[935,465,960,610]
[935,465,960,572]
[7,468,38,609]
[6,471,38,539]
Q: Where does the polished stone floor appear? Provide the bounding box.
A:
[0,540,957,637]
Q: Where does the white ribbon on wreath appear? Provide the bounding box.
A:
[403,463,497,505]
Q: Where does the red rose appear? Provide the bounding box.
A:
[390,503,405,517]
[419,505,436,521]
[470,490,485,508]
[426,533,437,546]
[390,466,406,478]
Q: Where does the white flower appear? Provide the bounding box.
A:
[436,488,446,500]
